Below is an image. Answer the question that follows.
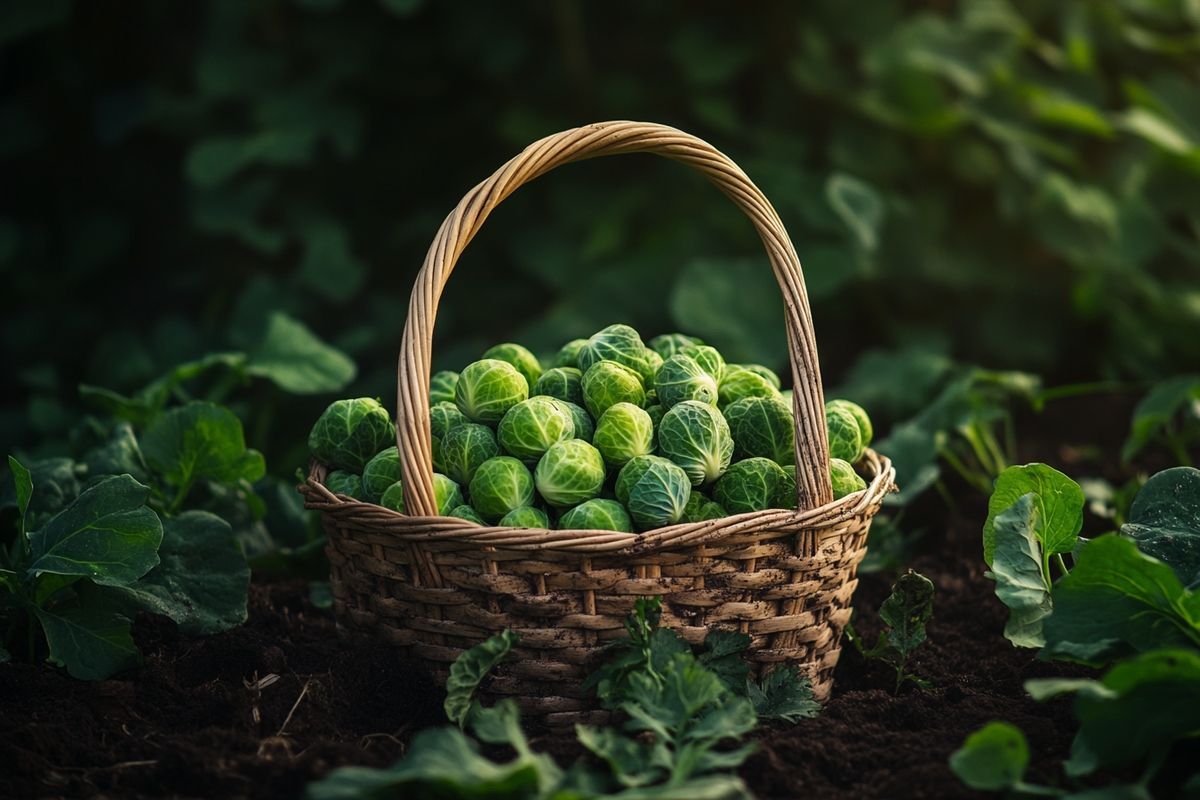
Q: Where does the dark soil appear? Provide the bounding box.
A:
[0,391,1149,799]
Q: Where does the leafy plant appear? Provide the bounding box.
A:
[0,458,248,678]
[308,597,818,799]
[1122,376,1200,465]
[847,570,935,692]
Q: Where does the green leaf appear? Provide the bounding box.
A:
[876,421,941,508]
[34,602,138,680]
[81,423,149,483]
[8,455,31,523]
[668,257,786,366]
[747,665,820,723]
[1027,650,1200,776]
[443,630,519,728]
[26,475,162,586]
[0,457,79,518]
[141,401,266,494]
[989,494,1053,648]
[296,221,367,304]
[90,511,249,635]
[879,570,934,655]
[949,722,1029,792]
[246,312,357,394]
[1121,376,1200,462]
[1042,534,1200,663]
[983,463,1083,566]
[1122,467,1200,588]
[826,173,885,251]
[698,630,751,694]
[304,726,547,800]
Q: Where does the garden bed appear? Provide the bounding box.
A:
[0,545,1083,800]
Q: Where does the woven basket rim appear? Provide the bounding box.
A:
[300,449,895,556]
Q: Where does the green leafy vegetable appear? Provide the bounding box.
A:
[1121,466,1200,588]
[848,570,934,692]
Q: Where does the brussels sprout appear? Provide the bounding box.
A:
[497,397,575,462]
[308,398,396,472]
[325,470,362,499]
[826,403,865,463]
[362,446,401,502]
[534,439,605,507]
[380,481,406,513]
[449,504,485,524]
[731,364,781,389]
[641,349,664,384]
[577,324,655,380]
[717,368,780,408]
[558,499,633,532]
[681,490,727,523]
[713,457,789,514]
[469,456,535,522]
[648,333,703,359]
[581,360,645,418]
[554,400,594,442]
[532,366,584,406]
[430,402,468,439]
[656,401,734,486]
[654,354,718,409]
[681,345,725,383]
[440,423,501,485]
[377,475,465,516]
[455,359,529,424]
[482,342,543,387]
[553,338,588,369]
[826,398,873,448]
[724,396,795,465]
[430,371,460,405]
[830,458,867,499]
[592,402,655,468]
[499,506,550,528]
[776,464,797,509]
[645,403,664,429]
[432,473,464,515]
[615,455,691,530]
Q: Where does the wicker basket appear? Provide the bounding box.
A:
[300,120,896,729]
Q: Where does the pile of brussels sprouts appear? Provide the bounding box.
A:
[307,324,873,533]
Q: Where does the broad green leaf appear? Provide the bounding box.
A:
[296,221,366,303]
[92,511,249,635]
[949,722,1029,791]
[34,603,138,680]
[246,312,356,394]
[304,726,547,800]
[1121,376,1200,462]
[983,463,1083,566]
[0,457,79,518]
[698,630,751,693]
[1042,535,1200,663]
[1029,650,1200,776]
[747,665,820,723]
[8,455,31,522]
[141,401,266,492]
[668,257,786,366]
[26,475,162,586]
[876,421,941,508]
[826,172,885,251]
[443,630,518,728]
[879,570,934,654]
[82,423,149,483]
[1122,467,1200,587]
[989,494,1052,648]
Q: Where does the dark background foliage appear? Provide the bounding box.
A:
[4,0,1199,473]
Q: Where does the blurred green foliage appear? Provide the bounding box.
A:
[3,0,1199,475]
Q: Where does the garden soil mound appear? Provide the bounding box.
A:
[0,548,1083,799]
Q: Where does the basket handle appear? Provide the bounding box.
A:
[397,121,833,516]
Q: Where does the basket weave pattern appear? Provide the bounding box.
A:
[300,121,897,727]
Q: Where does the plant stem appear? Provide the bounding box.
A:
[1054,553,1070,577]
[166,480,192,516]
